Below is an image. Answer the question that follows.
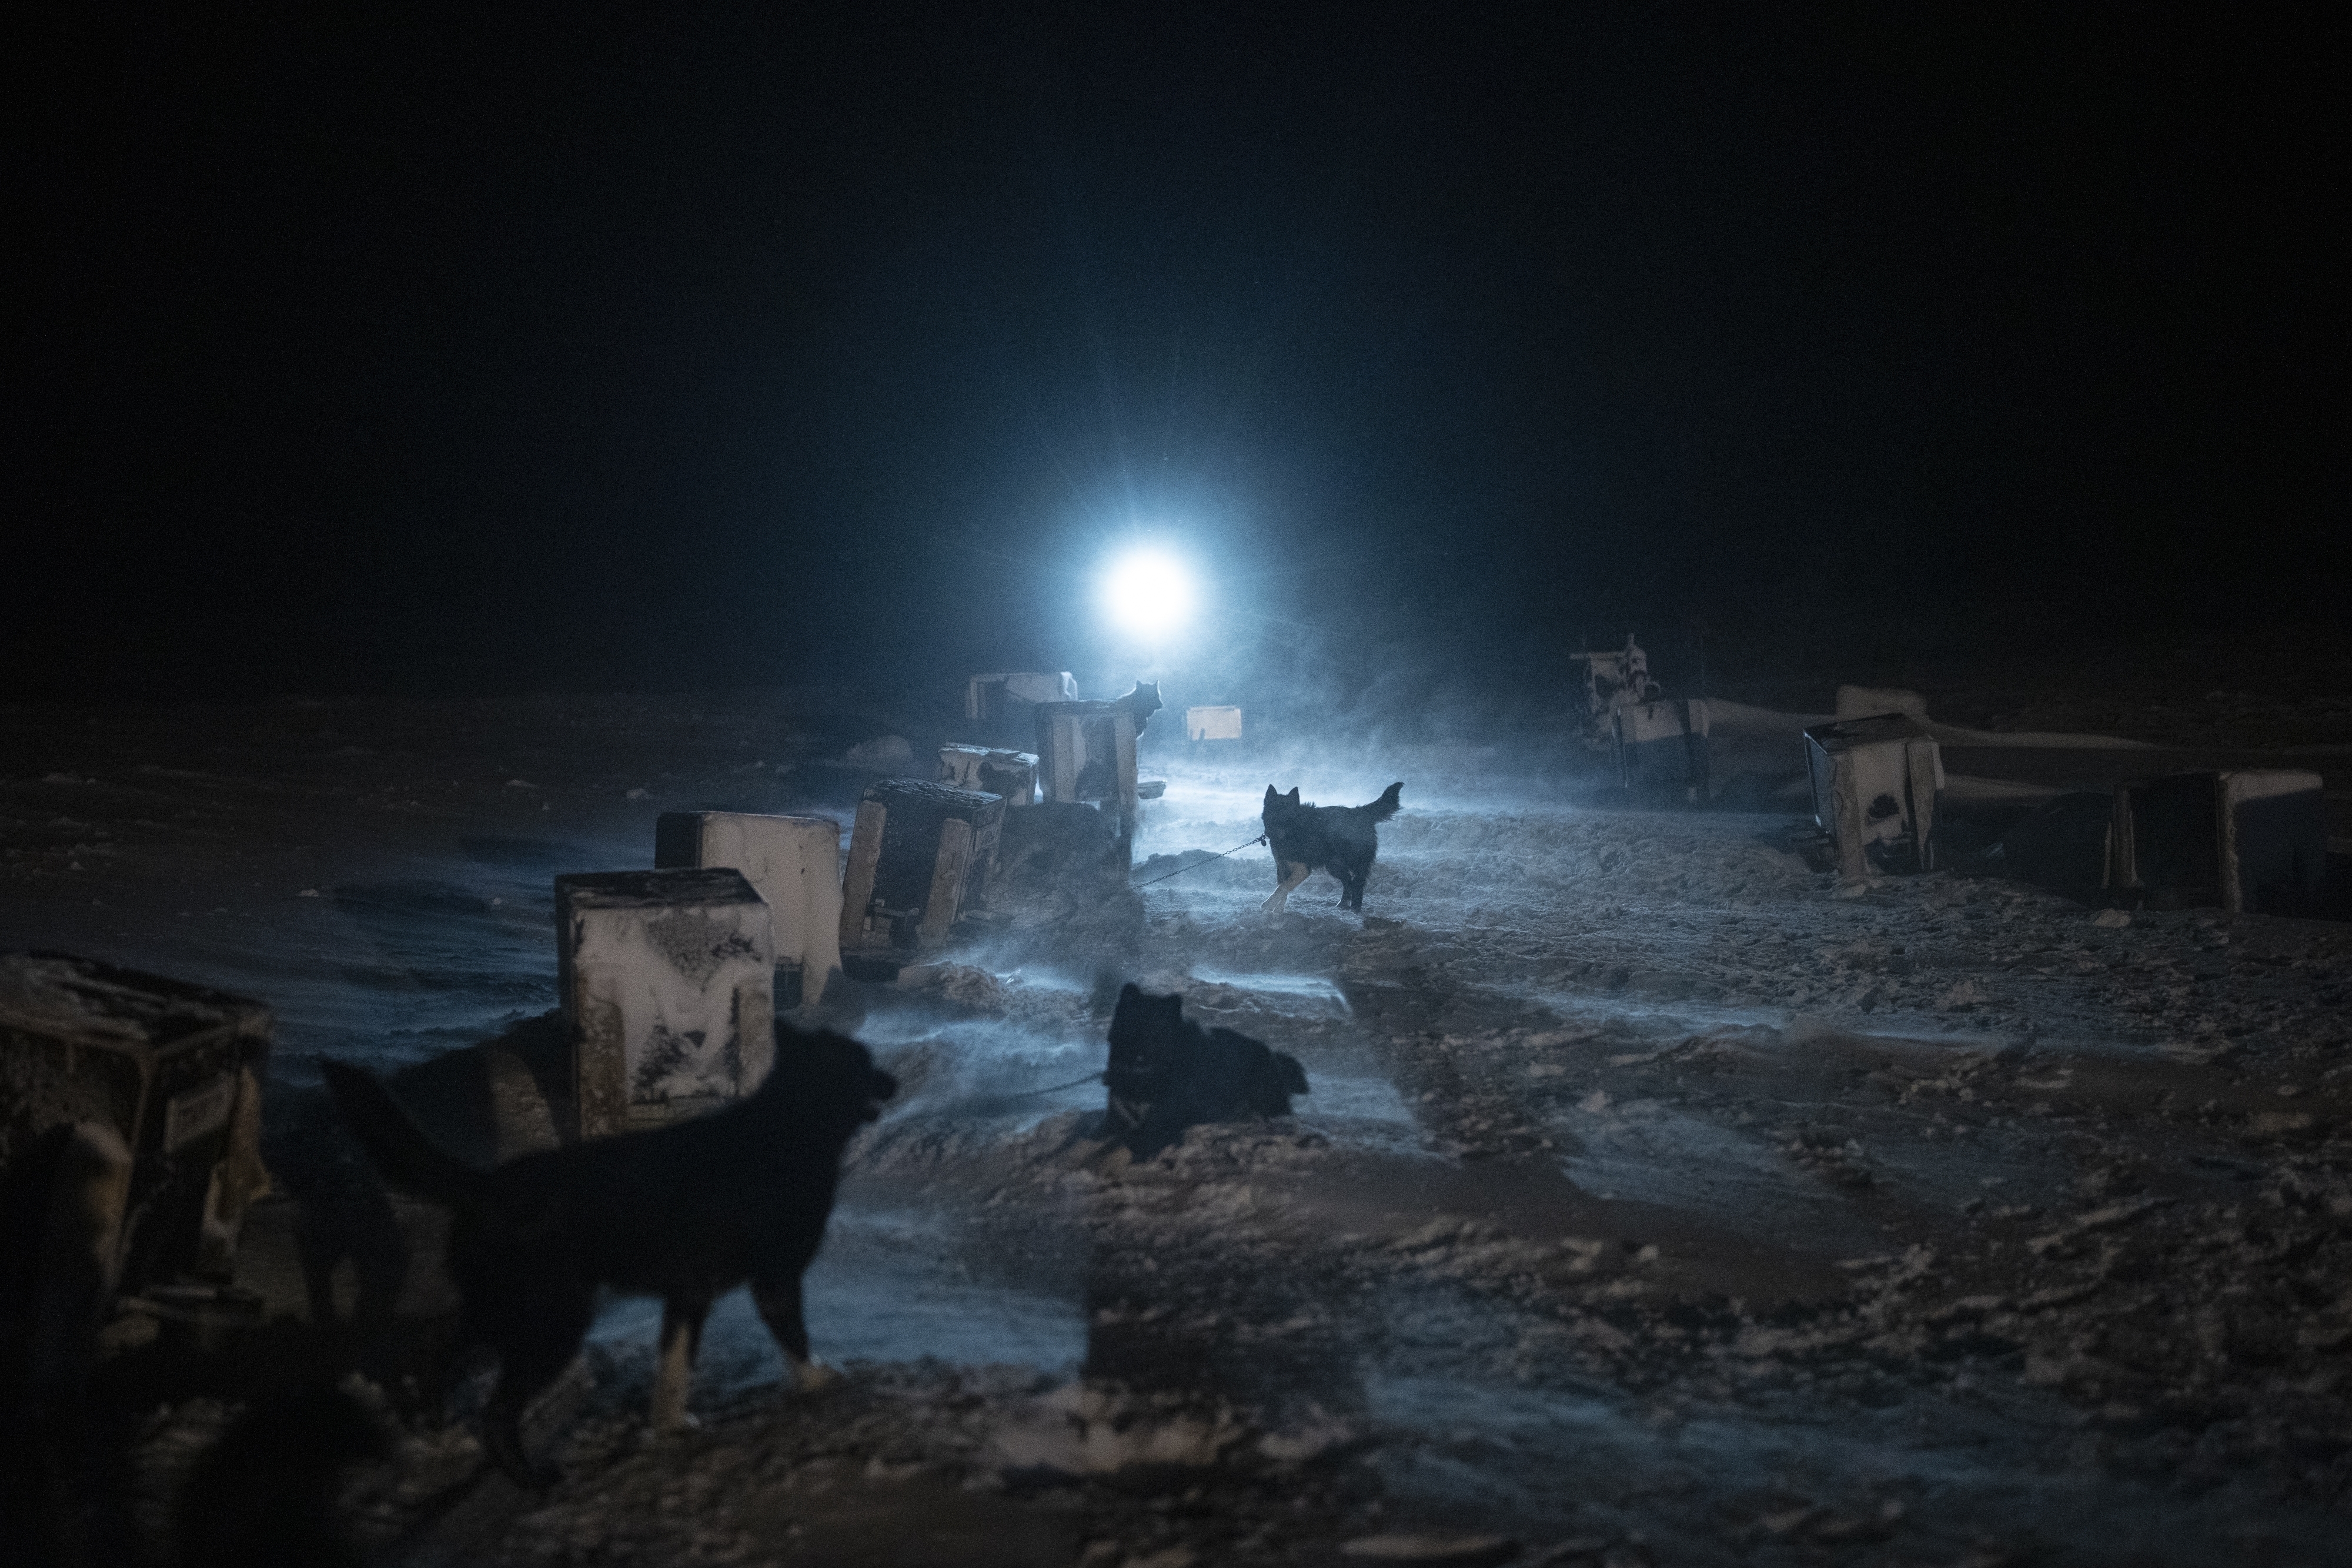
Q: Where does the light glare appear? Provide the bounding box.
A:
[1102,549,1194,636]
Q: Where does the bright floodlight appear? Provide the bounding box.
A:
[1102,549,1195,636]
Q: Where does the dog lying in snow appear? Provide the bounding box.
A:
[1261,781,1404,912]
[323,1025,895,1488]
[1102,984,1309,1156]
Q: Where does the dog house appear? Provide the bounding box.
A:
[967,671,1078,748]
[1572,636,1660,748]
[554,869,775,1138]
[1805,714,1943,881]
[2109,770,2326,914]
[938,744,1039,807]
[1036,700,1138,806]
[654,811,843,1009]
[1186,706,1243,741]
[839,779,1007,955]
[1614,697,1711,796]
[1,954,273,1380]
[1035,699,1141,866]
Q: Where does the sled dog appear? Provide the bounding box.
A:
[1261,781,1404,912]
[1104,983,1309,1155]
[323,1025,895,1487]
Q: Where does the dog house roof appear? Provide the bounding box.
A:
[1803,713,1933,753]
[554,867,766,908]
[0,951,270,1050]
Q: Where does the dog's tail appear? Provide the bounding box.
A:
[320,1059,485,1208]
[1363,781,1404,821]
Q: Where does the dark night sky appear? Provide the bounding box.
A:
[12,4,2340,700]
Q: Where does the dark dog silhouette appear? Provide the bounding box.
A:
[1113,680,1163,735]
[1103,984,1309,1156]
[323,1025,895,1488]
[1261,781,1404,912]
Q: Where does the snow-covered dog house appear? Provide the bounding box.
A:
[653,812,843,1009]
[839,779,1007,956]
[1036,701,1138,810]
[1572,636,1661,747]
[1187,706,1242,741]
[1035,698,1141,865]
[967,671,1078,748]
[1614,697,1711,795]
[554,869,774,1139]
[1804,714,1944,881]
[0,954,273,1373]
[938,744,1038,807]
[2110,770,2326,914]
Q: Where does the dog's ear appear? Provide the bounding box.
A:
[1264,784,1279,805]
[1287,787,1301,805]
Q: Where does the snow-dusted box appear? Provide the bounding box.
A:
[1037,700,1141,867]
[1804,714,1943,881]
[554,870,774,1138]
[0,954,272,1329]
[938,744,1038,806]
[1186,706,1242,741]
[1035,701,1138,808]
[653,812,843,1009]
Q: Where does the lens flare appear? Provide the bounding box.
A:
[1101,549,1195,636]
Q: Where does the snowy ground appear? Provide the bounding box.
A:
[4,679,2350,1566]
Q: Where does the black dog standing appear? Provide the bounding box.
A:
[326,1024,895,1488]
[1261,781,1404,912]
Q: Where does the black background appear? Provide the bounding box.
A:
[12,4,2340,700]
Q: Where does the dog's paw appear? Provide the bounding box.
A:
[786,1358,842,1395]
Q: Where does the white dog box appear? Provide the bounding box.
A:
[1035,701,1138,808]
[654,812,843,1008]
[1186,705,1243,741]
[554,869,774,1138]
[938,744,1039,807]
[1804,714,1943,881]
